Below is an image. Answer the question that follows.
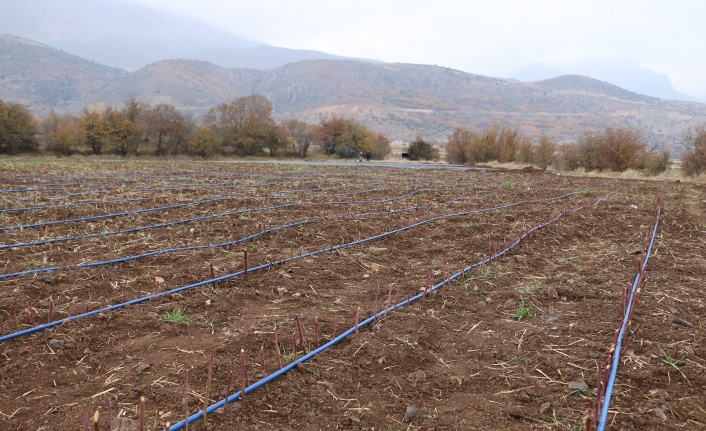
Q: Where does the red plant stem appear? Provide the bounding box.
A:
[209,263,216,283]
[240,349,247,405]
[165,423,171,431]
[373,284,381,321]
[203,349,214,427]
[48,299,54,323]
[123,284,127,302]
[332,317,338,338]
[93,410,99,431]
[184,370,189,431]
[243,249,248,278]
[355,307,360,334]
[406,277,412,303]
[295,315,307,354]
[82,408,91,431]
[314,317,320,348]
[260,345,266,376]
[139,396,145,431]
[385,284,393,316]
[14,314,20,332]
[0,316,3,334]
[293,332,299,359]
[223,371,233,414]
[108,398,112,431]
[273,325,282,369]
[26,298,36,327]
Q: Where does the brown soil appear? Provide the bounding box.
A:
[0,160,704,431]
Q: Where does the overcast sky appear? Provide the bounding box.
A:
[130,0,706,99]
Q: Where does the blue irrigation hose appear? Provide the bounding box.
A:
[164,191,621,431]
[0,206,417,279]
[0,208,424,343]
[0,185,610,342]
[596,205,662,431]
[0,196,244,232]
[0,203,301,251]
[0,197,149,214]
[2,185,597,276]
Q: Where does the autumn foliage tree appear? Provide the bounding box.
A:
[680,124,706,176]
[281,119,318,158]
[0,100,38,154]
[319,116,390,159]
[203,94,276,157]
[407,134,439,161]
[555,127,669,175]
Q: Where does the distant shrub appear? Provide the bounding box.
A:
[445,128,471,164]
[407,134,439,161]
[533,134,556,169]
[555,127,655,173]
[643,150,671,176]
[680,124,706,176]
[516,139,534,164]
[189,127,222,158]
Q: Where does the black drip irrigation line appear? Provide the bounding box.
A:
[0,196,243,233]
[0,197,150,214]
[163,189,626,431]
[0,188,593,280]
[595,194,664,431]
[0,185,618,343]
[0,206,420,279]
[5,190,109,204]
[0,202,302,252]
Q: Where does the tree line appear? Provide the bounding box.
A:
[0,95,390,159]
[444,123,706,176]
[3,95,706,176]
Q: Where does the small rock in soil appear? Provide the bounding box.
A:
[477,300,487,307]
[673,317,692,327]
[648,388,669,397]
[83,347,94,354]
[668,306,678,314]
[278,270,293,279]
[568,380,588,391]
[136,363,151,374]
[546,285,559,299]
[630,249,643,255]
[377,356,386,364]
[546,317,560,324]
[349,415,361,424]
[404,405,419,422]
[291,292,302,298]
[147,312,159,318]
[651,406,667,421]
[505,406,525,419]
[42,275,55,284]
[48,339,64,349]
[539,401,551,414]
[112,417,137,431]
[513,254,525,262]
[276,287,288,295]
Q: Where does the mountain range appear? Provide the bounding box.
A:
[2,0,706,152]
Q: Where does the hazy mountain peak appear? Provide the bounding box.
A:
[0,0,262,70]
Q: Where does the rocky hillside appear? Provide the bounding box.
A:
[3,35,706,151]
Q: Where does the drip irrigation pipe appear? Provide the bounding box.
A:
[596,202,662,431]
[164,190,623,431]
[0,202,301,251]
[0,185,597,275]
[0,206,418,279]
[0,197,149,214]
[0,185,613,343]
[0,196,244,233]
